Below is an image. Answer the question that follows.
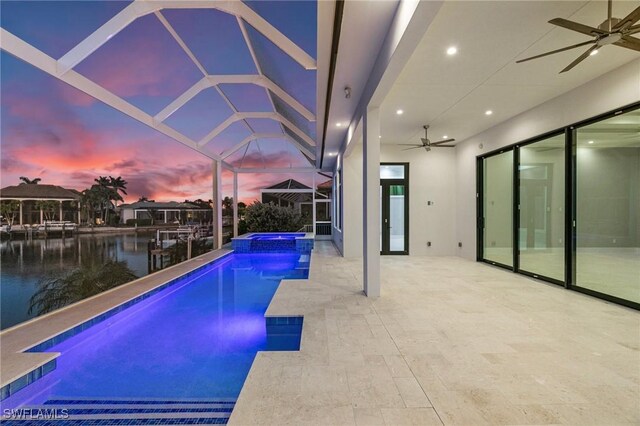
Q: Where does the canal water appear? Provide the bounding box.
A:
[1,232,159,330]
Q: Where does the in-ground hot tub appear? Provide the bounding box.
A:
[232,232,314,253]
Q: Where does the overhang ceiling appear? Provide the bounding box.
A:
[318,0,400,169]
[380,0,640,148]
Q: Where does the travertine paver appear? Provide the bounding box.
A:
[230,242,640,425]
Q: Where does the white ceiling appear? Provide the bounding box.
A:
[318,0,399,168]
[380,0,640,148]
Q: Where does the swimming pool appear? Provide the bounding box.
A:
[1,252,309,424]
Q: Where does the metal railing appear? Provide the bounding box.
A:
[315,221,332,236]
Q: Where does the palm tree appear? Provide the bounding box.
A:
[29,261,137,315]
[109,176,128,199]
[93,176,124,224]
[81,187,102,225]
[19,176,41,185]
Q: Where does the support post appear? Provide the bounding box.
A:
[59,201,63,222]
[163,210,168,224]
[40,207,44,224]
[363,107,381,297]
[19,201,23,225]
[233,172,239,237]
[312,173,316,234]
[212,160,223,249]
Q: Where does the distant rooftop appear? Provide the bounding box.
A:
[0,184,81,200]
[264,179,310,190]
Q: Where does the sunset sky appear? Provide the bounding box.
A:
[0,1,318,203]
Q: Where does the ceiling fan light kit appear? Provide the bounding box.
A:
[516,0,640,73]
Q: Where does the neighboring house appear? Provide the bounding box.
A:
[0,184,81,225]
[119,201,212,224]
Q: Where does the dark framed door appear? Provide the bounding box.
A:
[380,163,409,255]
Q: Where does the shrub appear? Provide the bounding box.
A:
[29,261,137,315]
[244,202,305,232]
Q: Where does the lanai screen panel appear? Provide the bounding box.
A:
[74,14,204,116]
[244,22,316,116]
[165,88,235,142]
[0,1,319,170]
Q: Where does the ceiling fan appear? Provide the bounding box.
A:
[398,125,455,152]
[516,0,640,73]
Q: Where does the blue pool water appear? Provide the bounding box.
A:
[3,252,308,409]
[248,233,305,241]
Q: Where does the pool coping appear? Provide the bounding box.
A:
[0,248,233,397]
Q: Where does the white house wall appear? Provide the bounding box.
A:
[455,58,640,260]
[334,140,457,258]
[335,142,364,258]
[380,144,456,256]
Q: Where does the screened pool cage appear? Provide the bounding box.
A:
[0,0,331,246]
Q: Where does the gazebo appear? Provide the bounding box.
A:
[0,184,81,225]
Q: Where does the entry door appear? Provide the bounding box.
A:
[380,163,409,255]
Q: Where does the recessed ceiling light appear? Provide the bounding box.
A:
[443,135,448,139]
[328,152,337,156]
[336,122,343,127]
[590,49,598,56]
[485,110,493,116]
[379,135,382,138]
[446,46,458,56]
[588,140,594,144]
[396,109,404,115]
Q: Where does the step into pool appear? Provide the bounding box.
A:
[1,252,309,424]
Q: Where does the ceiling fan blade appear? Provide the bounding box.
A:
[402,146,425,151]
[432,138,456,144]
[627,24,640,35]
[434,145,456,148]
[549,18,606,36]
[613,6,640,31]
[516,40,595,63]
[560,45,598,73]
[614,35,640,52]
[397,144,422,146]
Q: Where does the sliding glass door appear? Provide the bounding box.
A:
[575,109,640,304]
[482,150,513,267]
[477,104,639,308]
[518,134,565,282]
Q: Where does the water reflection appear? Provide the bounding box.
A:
[1,233,154,329]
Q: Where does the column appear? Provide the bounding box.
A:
[59,201,63,221]
[19,201,23,225]
[212,160,223,249]
[233,172,238,237]
[363,107,381,297]
[312,173,316,234]
[40,206,44,224]
[163,210,167,224]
